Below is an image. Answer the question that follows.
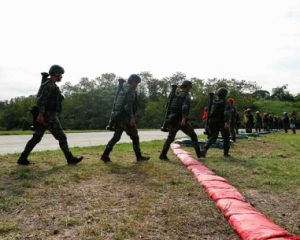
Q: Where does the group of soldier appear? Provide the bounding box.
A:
[241,109,297,134]
[16,66,296,166]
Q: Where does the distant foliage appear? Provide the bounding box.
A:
[0,73,299,130]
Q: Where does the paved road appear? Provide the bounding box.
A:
[0,129,205,155]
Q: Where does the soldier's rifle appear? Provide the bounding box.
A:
[161,84,178,132]
[106,78,126,131]
[204,92,215,135]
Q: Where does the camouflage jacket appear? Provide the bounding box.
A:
[36,78,64,113]
[114,86,138,117]
[208,98,231,123]
[169,91,190,119]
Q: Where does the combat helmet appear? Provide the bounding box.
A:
[181,80,192,88]
[216,87,228,96]
[49,65,65,75]
[128,74,141,84]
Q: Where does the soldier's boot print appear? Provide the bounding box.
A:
[195,146,201,158]
[135,151,150,162]
[65,152,84,165]
[17,151,35,165]
[159,147,170,160]
[223,149,230,157]
[100,148,112,163]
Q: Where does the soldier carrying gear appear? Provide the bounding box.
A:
[269,114,274,130]
[17,65,84,166]
[159,80,201,160]
[263,113,269,131]
[254,111,262,132]
[199,87,231,158]
[101,74,150,162]
[245,108,254,133]
[283,112,289,133]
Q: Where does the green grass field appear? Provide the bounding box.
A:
[0,132,299,239]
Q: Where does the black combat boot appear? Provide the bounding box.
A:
[100,148,112,163]
[65,152,84,165]
[17,152,35,165]
[159,148,169,160]
[199,147,207,158]
[224,149,230,157]
[135,151,150,162]
[195,147,201,159]
[159,154,170,160]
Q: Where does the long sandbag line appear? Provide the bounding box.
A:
[170,143,300,240]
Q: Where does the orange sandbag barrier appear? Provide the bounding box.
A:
[171,143,300,240]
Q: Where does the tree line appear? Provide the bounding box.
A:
[1,72,300,131]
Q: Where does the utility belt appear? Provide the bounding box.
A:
[112,111,129,121]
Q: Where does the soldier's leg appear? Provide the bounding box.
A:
[160,122,179,160]
[125,124,150,161]
[221,127,231,157]
[180,120,201,158]
[235,125,239,135]
[45,113,83,165]
[230,124,236,142]
[101,122,124,162]
[17,123,46,165]
[201,124,219,158]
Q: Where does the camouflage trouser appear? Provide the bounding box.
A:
[204,123,230,151]
[246,123,252,133]
[255,122,261,132]
[161,118,198,155]
[229,122,236,141]
[22,112,69,156]
[269,123,273,130]
[263,122,269,131]
[283,124,288,133]
[106,117,140,153]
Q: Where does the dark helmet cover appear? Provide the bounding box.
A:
[216,87,228,96]
[181,80,192,88]
[49,65,65,75]
[128,74,141,83]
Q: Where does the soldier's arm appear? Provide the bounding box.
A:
[182,94,191,118]
[124,89,136,117]
[224,102,231,129]
[36,82,55,113]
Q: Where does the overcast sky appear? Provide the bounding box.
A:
[1,0,300,101]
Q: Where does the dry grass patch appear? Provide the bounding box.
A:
[1,133,300,239]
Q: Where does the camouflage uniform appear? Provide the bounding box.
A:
[290,115,296,134]
[235,112,240,135]
[229,104,237,142]
[202,96,231,157]
[160,89,200,159]
[263,114,269,131]
[283,113,289,133]
[101,74,149,162]
[269,115,274,130]
[18,66,83,165]
[254,113,262,132]
[245,111,253,133]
